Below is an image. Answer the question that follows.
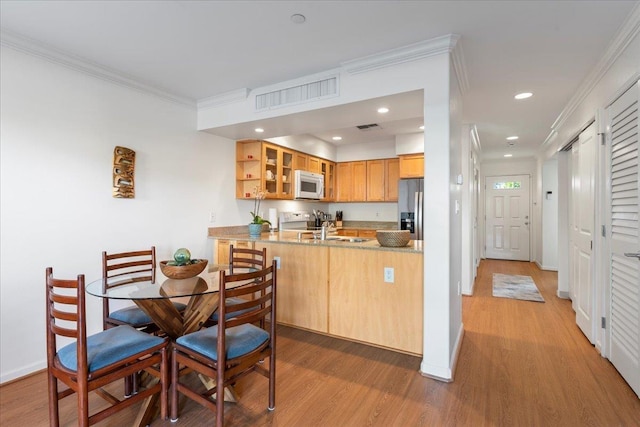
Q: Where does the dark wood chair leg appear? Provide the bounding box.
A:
[47,375,59,427]
[171,347,179,421]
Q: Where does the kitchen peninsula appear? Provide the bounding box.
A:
[208,227,424,355]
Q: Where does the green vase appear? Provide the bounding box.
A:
[248,223,262,237]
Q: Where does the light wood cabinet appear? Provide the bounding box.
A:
[236,140,294,199]
[337,158,399,202]
[399,154,424,178]
[352,161,367,201]
[254,242,329,333]
[293,152,308,171]
[308,156,321,174]
[337,229,359,237]
[337,229,378,238]
[329,247,423,354]
[236,140,263,199]
[385,158,399,201]
[366,160,386,201]
[358,229,378,238]
[263,143,294,199]
[321,160,336,201]
[336,162,353,202]
[337,160,366,202]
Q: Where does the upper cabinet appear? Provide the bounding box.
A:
[398,154,424,178]
[308,156,321,174]
[293,152,308,171]
[263,143,294,199]
[385,158,399,201]
[337,159,397,202]
[337,161,367,202]
[236,140,263,199]
[236,140,335,201]
[366,159,399,202]
[321,160,336,201]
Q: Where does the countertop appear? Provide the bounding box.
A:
[208,228,423,253]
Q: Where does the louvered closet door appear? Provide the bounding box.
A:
[607,81,640,398]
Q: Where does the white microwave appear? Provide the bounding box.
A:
[294,170,324,200]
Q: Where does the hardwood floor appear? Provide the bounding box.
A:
[2,260,639,426]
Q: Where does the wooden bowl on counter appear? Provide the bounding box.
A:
[159,259,208,279]
[376,230,411,247]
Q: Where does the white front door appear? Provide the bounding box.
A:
[570,123,596,343]
[485,175,530,261]
[606,81,640,397]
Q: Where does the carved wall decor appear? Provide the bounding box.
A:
[112,146,135,198]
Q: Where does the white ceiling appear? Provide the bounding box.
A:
[1,1,637,159]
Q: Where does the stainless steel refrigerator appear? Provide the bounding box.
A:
[398,178,424,240]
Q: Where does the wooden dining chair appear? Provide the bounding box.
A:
[208,245,268,325]
[46,267,169,427]
[102,246,186,333]
[171,261,277,426]
[228,244,267,273]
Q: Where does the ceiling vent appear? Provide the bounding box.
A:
[255,76,338,111]
[356,123,380,131]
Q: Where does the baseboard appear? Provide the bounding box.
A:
[557,290,571,299]
[419,323,464,383]
[0,360,45,385]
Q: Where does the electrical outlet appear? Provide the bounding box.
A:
[384,267,394,283]
[209,212,217,222]
[274,256,281,269]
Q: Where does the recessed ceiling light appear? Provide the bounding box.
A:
[332,136,342,141]
[419,125,424,130]
[514,92,533,100]
[290,14,306,24]
[254,128,264,133]
[506,136,519,140]
[504,154,513,158]
[377,107,389,114]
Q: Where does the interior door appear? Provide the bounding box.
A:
[570,123,596,343]
[485,175,530,261]
[606,81,640,397]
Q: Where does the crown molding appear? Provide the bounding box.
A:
[197,88,251,109]
[450,37,469,95]
[341,34,461,75]
[0,29,196,108]
[550,3,640,133]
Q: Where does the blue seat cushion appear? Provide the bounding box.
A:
[110,302,187,326]
[176,324,269,361]
[58,325,165,373]
[209,297,254,322]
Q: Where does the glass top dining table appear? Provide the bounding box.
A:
[86,264,251,340]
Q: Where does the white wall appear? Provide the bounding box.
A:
[0,46,239,383]
[541,158,559,270]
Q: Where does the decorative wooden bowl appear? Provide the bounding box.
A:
[159,259,208,279]
[376,230,411,247]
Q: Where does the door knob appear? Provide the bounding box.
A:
[624,252,640,260]
[524,222,529,225]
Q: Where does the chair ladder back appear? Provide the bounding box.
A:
[45,267,89,378]
[218,263,275,330]
[229,245,267,272]
[101,246,155,330]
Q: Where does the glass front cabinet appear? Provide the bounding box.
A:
[236,140,335,201]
